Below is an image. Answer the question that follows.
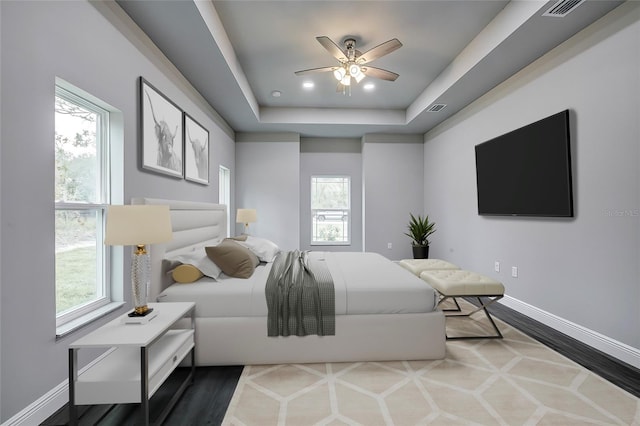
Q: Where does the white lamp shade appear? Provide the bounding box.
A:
[236,208,257,224]
[104,205,172,246]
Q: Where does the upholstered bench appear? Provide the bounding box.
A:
[398,258,460,276]
[419,269,505,340]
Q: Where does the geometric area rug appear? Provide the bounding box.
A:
[222,304,640,425]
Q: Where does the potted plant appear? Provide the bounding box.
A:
[404,213,436,259]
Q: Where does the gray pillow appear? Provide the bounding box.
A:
[205,239,260,278]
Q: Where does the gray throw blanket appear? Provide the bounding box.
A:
[266,250,335,337]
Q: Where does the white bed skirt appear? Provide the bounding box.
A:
[186,311,446,366]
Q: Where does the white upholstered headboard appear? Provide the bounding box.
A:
[132,198,228,299]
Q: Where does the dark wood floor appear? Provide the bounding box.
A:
[43,365,243,426]
[485,298,640,398]
[43,301,640,425]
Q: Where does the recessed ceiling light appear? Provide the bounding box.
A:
[303,81,314,89]
[271,90,282,97]
[363,83,375,91]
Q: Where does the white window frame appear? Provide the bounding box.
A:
[219,165,231,237]
[55,81,123,336]
[310,175,351,246]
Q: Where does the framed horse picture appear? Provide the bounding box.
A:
[140,77,184,178]
[184,113,209,185]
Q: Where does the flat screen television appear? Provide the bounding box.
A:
[474,110,574,217]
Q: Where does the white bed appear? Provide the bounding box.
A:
[135,198,446,365]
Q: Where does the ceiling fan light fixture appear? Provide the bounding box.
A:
[295,36,401,94]
[349,63,365,83]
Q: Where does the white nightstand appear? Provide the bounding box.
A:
[68,302,195,425]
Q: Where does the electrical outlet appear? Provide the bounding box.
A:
[387,242,392,249]
[511,266,518,278]
[494,261,500,272]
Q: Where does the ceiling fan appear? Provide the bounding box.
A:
[295,36,402,94]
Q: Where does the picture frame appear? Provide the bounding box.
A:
[184,113,210,185]
[140,77,184,178]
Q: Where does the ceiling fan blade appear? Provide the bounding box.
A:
[294,66,337,76]
[356,38,402,64]
[316,36,348,62]
[361,66,399,81]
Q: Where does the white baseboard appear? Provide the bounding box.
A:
[1,350,114,426]
[500,295,640,369]
[4,300,640,425]
[1,381,68,426]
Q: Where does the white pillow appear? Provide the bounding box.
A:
[238,236,281,262]
[165,248,222,280]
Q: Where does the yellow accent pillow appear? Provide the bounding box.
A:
[172,264,204,283]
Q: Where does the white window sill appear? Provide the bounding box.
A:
[56,301,125,339]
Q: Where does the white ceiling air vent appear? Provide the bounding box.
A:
[427,104,447,112]
[542,0,585,17]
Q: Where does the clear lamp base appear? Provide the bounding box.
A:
[131,245,151,317]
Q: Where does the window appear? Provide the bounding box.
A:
[311,176,351,245]
[55,84,119,329]
[219,165,231,237]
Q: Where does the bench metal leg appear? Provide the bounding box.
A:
[438,295,504,340]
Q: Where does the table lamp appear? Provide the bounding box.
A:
[104,205,172,316]
[236,208,257,234]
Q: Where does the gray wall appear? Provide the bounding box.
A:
[424,2,639,349]
[236,133,423,259]
[235,133,300,251]
[0,1,234,420]
[0,0,3,417]
[2,0,637,421]
[300,138,363,252]
[362,134,425,260]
